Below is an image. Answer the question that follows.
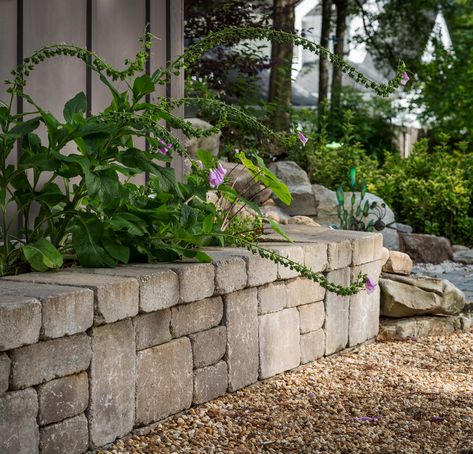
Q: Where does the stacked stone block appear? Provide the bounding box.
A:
[0,229,382,453]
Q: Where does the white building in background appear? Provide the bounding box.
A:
[289,0,453,156]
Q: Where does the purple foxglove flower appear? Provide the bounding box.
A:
[298,131,308,146]
[354,416,381,422]
[157,138,172,155]
[365,277,377,294]
[401,72,410,86]
[208,162,227,188]
[431,416,445,422]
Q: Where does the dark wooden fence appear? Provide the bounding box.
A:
[0,0,184,232]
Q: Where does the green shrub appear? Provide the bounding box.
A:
[372,139,473,245]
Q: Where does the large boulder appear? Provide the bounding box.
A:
[312,184,395,229]
[220,162,271,205]
[184,118,221,157]
[378,316,463,341]
[268,161,317,216]
[453,249,473,265]
[382,251,413,275]
[399,233,453,264]
[312,184,338,225]
[380,273,466,318]
[381,228,401,251]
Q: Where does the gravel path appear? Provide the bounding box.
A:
[100,333,473,454]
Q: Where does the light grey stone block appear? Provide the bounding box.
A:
[269,244,304,279]
[193,360,228,405]
[0,281,93,340]
[0,294,41,351]
[286,278,325,307]
[136,263,214,303]
[10,334,91,389]
[0,353,10,394]
[0,388,39,454]
[224,288,259,391]
[259,308,300,379]
[134,309,172,351]
[300,329,325,364]
[349,261,382,346]
[257,281,288,315]
[89,320,135,448]
[213,256,247,294]
[189,326,226,368]
[136,338,193,425]
[5,272,139,325]
[351,233,383,265]
[327,240,352,270]
[325,268,350,355]
[73,266,179,312]
[38,372,89,426]
[298,301,325,334]
[39,414,88,454]
[171,297,223,337]
[350,287,380,346]
[304,242,328,273]
[246,254,278,287]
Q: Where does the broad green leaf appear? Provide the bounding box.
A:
[63,92,87,124]
[202,214,214,234]
[336,185,345,205]
[350,192,356,207]
[234,152,292,205]
[36,183,65,208]
[349,167,357,187]
[180,204,197,228]
[7,118,40,138]
[99,74,122,107]
[132,75,155,102]
[268,219,292,242]
[108,213,148,236]
[71,215,116,268]
[116,148,164,174]
[85,169,121,209]
[22,238,63,272]
[102,234,130,264]
[196,149,216,169]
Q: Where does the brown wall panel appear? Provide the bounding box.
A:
[23,0,87,119]
[0,0,17,104]
[91,0,146,113]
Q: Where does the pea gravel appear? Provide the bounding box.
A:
[100,333,473,454]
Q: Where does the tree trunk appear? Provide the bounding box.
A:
[268,0,295,133]
[331,0,348,112]
[319,0,333,107]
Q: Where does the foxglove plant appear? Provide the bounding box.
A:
[0,27,406,294]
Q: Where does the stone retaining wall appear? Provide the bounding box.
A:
[0,227,382,454]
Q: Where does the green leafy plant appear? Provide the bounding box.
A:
[0,27,405,293]
[372,138,473,245]
[334,167,385,232]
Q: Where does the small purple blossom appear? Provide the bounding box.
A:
[353,416,381,422]
[308,391,316,399]
[431,416,445,422]
[365,277,377,295]
[298,131,308,146]
[208,162,227,188]
[401,72,410,86]
[158,138,172,155]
